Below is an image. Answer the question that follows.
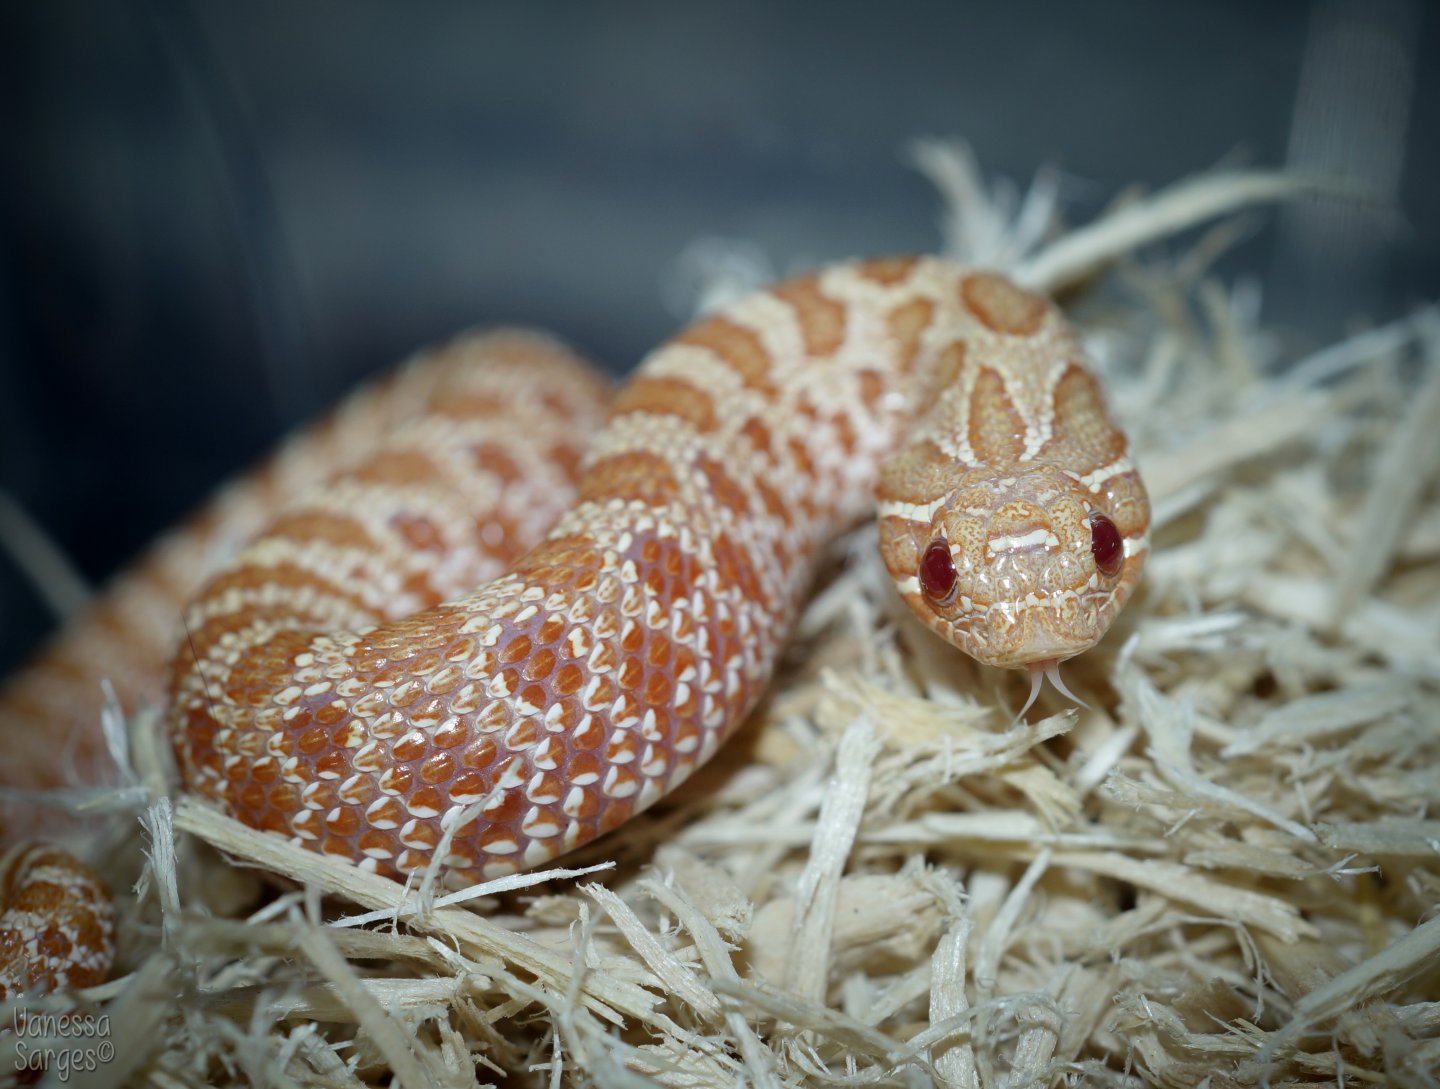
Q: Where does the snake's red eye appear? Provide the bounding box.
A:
[920,540,958,604]
[1090,513,1124,576]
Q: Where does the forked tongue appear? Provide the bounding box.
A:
[1018,658,1090,718]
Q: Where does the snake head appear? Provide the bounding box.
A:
[879,459,1148,669]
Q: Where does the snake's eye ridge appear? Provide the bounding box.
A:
[919,540,958,604]
[1090,513,1124,576]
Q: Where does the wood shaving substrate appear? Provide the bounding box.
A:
[6,157,1438,1089]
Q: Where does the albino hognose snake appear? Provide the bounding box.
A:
[0,256,1149,1000]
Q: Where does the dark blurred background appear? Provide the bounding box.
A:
[1,0,1435,677]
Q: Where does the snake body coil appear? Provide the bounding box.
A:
[1,256,1149,997]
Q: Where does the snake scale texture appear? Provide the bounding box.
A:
[0,256,1149,1000]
